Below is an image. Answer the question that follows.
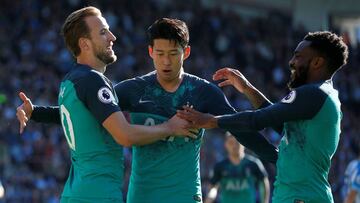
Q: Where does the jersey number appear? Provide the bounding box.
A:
[60,105,76,150]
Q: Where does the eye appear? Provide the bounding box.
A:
[100,28,110,35]
[294,53,301,58]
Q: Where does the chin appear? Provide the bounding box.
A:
[106,55,117,65]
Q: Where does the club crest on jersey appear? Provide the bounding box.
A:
[98,87,115,104]
[281,90,296,104]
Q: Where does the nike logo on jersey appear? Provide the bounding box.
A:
[138,97,155,104]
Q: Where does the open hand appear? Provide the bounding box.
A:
[213,67,251,93]
[167,114,198,139]
[176,106,217,129]
[16,92,33,134]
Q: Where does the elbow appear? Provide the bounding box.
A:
[115,137,133,147]
[112,132,134,147]
[119,139,133,147]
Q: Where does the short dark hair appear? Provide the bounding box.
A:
[147,18,189,49]
[61,6,101,57]
[304,31,348,74]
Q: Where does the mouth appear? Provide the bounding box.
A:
[106,46,114,54]
[289,66,296,74]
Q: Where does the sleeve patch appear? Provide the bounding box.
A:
[97,87,116,104]
[281,90,296,104]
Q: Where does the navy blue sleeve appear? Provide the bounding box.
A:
[114,79,137,110]
[218,85,328,131]
[259,100,272,109]
[258,100,283,134]
[199,82,278,164]
[32,105,60,124]
[210,162,223,185]
[75,73,121,123]
[197,82,236,114]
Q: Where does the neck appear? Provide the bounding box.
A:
[77,55,106,73]
[307,68,332,84]
[157,69,184,92]
[229,152,244,165]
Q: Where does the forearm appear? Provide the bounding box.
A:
[217,100,300,132]
[126,123,172,146]
[242,84,271,109]
[217,111,263,131]
[103,112,173,147]
[31,105,61,124]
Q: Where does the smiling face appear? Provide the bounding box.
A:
[287,40,317,89]
[149,39,190,84]
[85,15,117,66]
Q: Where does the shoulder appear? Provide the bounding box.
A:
[64,66,112,91]
[184,73,210,84]
[184,73,211,87]
[184,73,223,93]
[115,71,155,89]
[280,82,329,105]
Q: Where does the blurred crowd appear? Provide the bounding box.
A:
[0,0,359,202]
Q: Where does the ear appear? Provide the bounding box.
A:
[183,46,191,60]
[79,38,90,52]
[311,56,325,69]
[148,46,154,58]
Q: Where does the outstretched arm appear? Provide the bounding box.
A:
[32,106,60,124]
[16,92,60,134]
[178,85,328,132]
[103,111,196,147]
[213,68,284,133]
[194,82,278,163]
[16,92,61,133]
[16,92,33,133]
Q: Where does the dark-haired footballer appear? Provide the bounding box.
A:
[177,31,349,203]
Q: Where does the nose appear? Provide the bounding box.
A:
[109,31,116,42]
[289,57,295,68]
[163,55,171,65]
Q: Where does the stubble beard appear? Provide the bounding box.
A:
[93,44,117,65]
[287,63,310,90]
